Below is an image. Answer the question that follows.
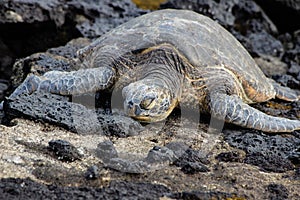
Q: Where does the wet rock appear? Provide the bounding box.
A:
[0,178,170,199]
[266,183,289,200]
[84,165,99,180]
[95,140,118,163]
[224,130,300,172]
[48,139,82,162]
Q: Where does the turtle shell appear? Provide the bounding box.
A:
[79,9,275,103]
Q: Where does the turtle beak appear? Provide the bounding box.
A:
[124,100,152,122]
[125,100,142,117]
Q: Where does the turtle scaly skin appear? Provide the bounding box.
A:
[6,9,300,132]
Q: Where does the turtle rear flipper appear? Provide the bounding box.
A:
[210,94,300,132]
[271,80,299,102]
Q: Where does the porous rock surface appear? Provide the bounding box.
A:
[1,0,300,199]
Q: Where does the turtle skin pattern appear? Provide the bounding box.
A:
[6,9,300,132]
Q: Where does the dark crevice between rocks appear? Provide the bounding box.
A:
[0,18,81,78]
[254,0,300,33]
[0,16,82,108]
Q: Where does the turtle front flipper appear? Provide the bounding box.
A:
[209,94,300,132]
[271,80,299,102]
[9,67,116,98]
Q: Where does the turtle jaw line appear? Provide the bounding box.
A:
[131,115,152,123]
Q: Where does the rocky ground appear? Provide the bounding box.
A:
[0,0,300,199]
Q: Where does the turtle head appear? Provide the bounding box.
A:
[122,80,177,122]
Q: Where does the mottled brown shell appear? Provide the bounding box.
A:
[79,9,275,103]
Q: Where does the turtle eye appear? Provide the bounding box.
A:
[140,97,155,110]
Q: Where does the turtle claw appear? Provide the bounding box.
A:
[9,74,42,100]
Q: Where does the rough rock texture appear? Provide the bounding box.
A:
[1,0,300,199]
[3,91,143,137]
[2,117,300,199]
[0,0,146,87]
[0,178,171,200]
[224,129,300,172]
[160,0,281,57]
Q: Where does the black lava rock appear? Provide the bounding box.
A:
[145,146,176,164]
[287,147,300,165]
[165,141,189,159]
[106,158,150,174]
[266,183,289,200]
[160,0,281,57]
[254,0,300,32]
[272,74,300,89]
[3,91,142,136]
[0,0,146,77]
[0,79,9,100]
[225,130,300,157]
[244,152,294,172]
[0,178,171,200]
[169,190,244,200]
[224,130,300,172]
[215,151,244,163]
[85,165,99,180]
[180,162,210,174]
[48,139,82,162]
[169,146,210,174]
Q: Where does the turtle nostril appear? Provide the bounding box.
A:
[135,106,142,116]
[128,100,134,108]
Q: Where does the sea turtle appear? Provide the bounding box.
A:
[6,9,300,132]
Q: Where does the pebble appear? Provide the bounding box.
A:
[85,165,99,180]
[48,139,82,162]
